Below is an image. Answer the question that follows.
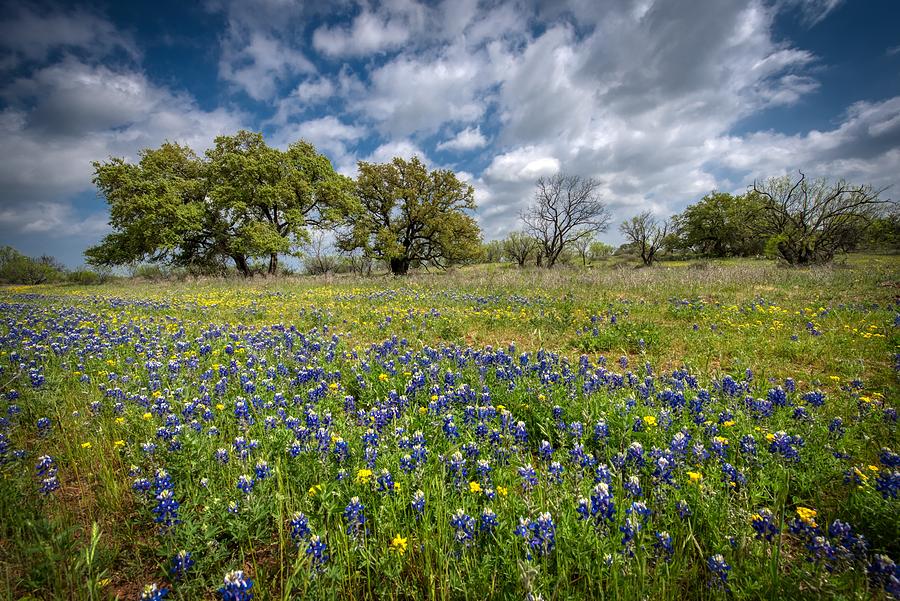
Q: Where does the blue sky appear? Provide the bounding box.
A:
[0,0,898,266]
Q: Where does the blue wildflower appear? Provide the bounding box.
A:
[218,570,253,601]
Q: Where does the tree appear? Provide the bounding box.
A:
[301,230,338,275]
[589,241,614,261]
[670,191,765,257]
[0,247,66,284]
[86,131,349,277]
[521,173,611,268]
[481,240,504,263]
[751,172,890,265]
[572,232,594,266]
[205,131,350,275]
[620,211,669,266]
[501,231,539,267]
[335,156,481,275]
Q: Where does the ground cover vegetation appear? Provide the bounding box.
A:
[1,257,898,600]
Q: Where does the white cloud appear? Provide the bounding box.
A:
[219,31,315,101]
[0,58,244,231]
[312,7,414,57]
[356,45,490,136]
[365,139,429,164]
[437,126,488,152]
[271,116,368,174]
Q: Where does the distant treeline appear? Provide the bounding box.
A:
[0,246,113,285]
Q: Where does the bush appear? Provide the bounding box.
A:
[0,247,66,284]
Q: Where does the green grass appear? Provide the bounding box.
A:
[0,255,897,600]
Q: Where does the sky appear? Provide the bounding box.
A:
[0,0,898,267]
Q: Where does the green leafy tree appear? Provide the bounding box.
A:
[205,131,351,275]
[502,231,539,267]
[0,247,66,284]
[86,131,348,277]
[481,240,504,263]
[589,241,614,261]
[671,191,764,257]
[335,157,481,275]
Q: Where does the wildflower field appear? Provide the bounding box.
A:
[1,257,899,600]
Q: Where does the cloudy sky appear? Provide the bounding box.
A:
[1,0,898,265]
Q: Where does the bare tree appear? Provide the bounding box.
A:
[521,173,611,268]
[620,211,669,266]
[751,172,890,265]
[501,231,539,267]
[302,230,338,275]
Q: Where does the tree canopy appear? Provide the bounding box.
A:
[334,156,481,275]
[670,191,765,257]
[751,173,889,265]
[86,131,352,276]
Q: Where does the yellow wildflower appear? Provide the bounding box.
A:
[389,533,408,555]
[142,412,153,420]
[113,440,125,448]
[378,373,389,382]
[356,469,373,484]
[687,471,702,483]
[81,442,92,449]
[469,481,482,494]
[643,415,657,427]
[216,403,225,410]
[418,407,428,416]
[308,484,323,496]
[497,486,508,497]
[722,420,735,427]
[796,507,817,527]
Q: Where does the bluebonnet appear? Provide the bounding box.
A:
[875,470,899,499]
[411,490,425,519]
[254,461,270,480]
[518,464,538,491]
[290,512,310,546]
[450,509,475,545]
[516,513,556,559]
[548,461,564,483]
[344,497,366,538]
[654,531,674,562]
[170,550,193,580]
[153,489,180,531]
[306,534,328,568]
[751,509,779,542]
[377,468,395,493]
[480,508,499,534]
[140,584,169,600]
[218,570,253,601]
[707,554,731,590]
[237,475,254,495]
[867,554,900,598]
[624,475,642,498]
[768,431,803,462]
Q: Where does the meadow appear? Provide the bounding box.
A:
[1,256,898,600]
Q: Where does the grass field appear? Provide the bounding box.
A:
[1,256,898,600]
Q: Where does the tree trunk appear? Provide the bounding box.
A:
[232,254,252,277]
[390,257,410,275]
[267,253,278,275]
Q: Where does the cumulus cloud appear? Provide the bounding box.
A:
[436,126,488,152]
[0,6,245,251]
